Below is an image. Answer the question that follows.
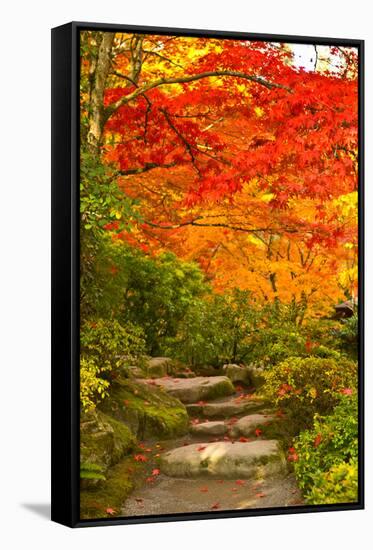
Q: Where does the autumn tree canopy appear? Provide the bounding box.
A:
[80,32,358,321]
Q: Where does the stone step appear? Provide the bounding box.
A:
[160,440,286,479]
[142,376,235,404]
[186,396,266,419]
[189,420,228,436]
[229,413,276,437]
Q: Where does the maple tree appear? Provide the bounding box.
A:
[80,31,358,323]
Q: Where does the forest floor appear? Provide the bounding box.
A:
[121,380,304,517]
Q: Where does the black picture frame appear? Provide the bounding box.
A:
[51,21,365,528]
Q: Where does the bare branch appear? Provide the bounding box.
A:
[105,70,292,119]
[160,108,201,176]
[117,161,177,176]
[143,217,298,234]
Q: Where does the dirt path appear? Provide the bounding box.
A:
[121,473,303,516]
[121,379,304,517]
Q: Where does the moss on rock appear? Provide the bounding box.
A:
[80,410,136,472]
[99,377,189,439]
[80,457,143,519]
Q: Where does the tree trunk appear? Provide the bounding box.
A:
[87,32,115,153]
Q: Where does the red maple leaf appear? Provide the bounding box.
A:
[133,454,147,462]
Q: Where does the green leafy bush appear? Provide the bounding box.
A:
[118,250,208,355]
[294,394,358,504]
[81,318,146,371]
[306,461,358,505]
[80,357,110,412]
[262,356,357,431]
[337,314,358,360]
[249,327,307,368]
[80,319,146,411]
[168,289,259,367]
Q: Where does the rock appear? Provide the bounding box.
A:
[192,365,224,377]
[160,440,286,479]
[189,421,228,436]
[246,365,266,389]
[145,376,235,404]
[186,395,266,419]
[229,413,275,437]
[146,357,174,377]
[80,410,136,473]
[126,365,146,379]
[99,377,189,439]
[223,363,251,384]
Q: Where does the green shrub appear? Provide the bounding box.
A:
[249,327,307,368]
[337,314,358,360]
[306,461,358,505]
[118,250,209,355]
[81,318,146,371]
[80,319,146,411]
[294,394,358,504]
[168,289,259,366]
[262,356,357,431]
[80,357,110,412]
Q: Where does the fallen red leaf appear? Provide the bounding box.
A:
[254,428,263,437]
[106,507,115,515]
[287,452,299,462]
[197,445,207,452]
[239,436,249,442]
[146,476,155,483]
[152,468,160,476]
[235,480,245,486]
[211,502,220,510]
[200,486,209,493]
[255,492,266,498]
[133,454,147,462]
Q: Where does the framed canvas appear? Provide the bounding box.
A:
[51,21,364,528]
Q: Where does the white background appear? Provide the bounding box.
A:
[0,0,371,548]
